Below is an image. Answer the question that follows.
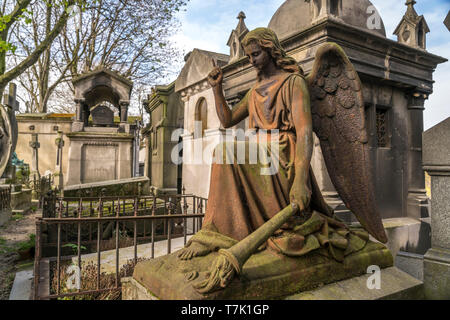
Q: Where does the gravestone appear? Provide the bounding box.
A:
[91,105,114,126]
[29,133,40,182]
[54,132,65,191]
[422,117,450,299]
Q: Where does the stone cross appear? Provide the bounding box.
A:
[29,133,40,182]
[54,132,65,190]
[3,83,20,112]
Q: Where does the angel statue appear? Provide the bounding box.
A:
[173,27,389,296]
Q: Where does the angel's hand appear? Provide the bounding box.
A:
[289,180,311,212]
[207,59,223,88]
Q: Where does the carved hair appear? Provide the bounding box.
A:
[242,27,303,75]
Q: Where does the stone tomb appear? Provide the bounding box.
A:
[66,68,136,186]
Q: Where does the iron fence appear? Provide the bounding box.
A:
[33,190,207,300]
[31,174,53,208]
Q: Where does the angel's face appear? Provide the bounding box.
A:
[244,41,271,72]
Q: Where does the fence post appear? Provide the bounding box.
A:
[33,218,42,300]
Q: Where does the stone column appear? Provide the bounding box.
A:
[29,133,40,183]
[54,131,65,192]
[422,117,450,299]
[406,92,428,220]
[72,98,85,132]
[119,100,130,133]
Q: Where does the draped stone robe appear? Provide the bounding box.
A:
[188,71,368,261]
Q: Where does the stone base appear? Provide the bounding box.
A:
[123,266,422,300]
[424,247,450,299]
[11,188,32,212]
[376,217,430,257]
[71,121,84,132]
[0,208,11,227]
[131,241,393,300]
[287,267,423,299]
[395,251,423,281]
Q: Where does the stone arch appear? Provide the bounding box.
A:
[71,67,133,129]
[195,97,208,135]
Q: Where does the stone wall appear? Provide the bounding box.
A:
[16,113,73,179]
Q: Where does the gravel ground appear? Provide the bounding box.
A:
[0,209,38,300]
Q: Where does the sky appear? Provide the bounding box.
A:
[170,0,450,130]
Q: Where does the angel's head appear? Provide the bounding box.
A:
[242,27,302,75]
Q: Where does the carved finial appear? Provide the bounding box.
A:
[235,11,248,36]
[394,0,429,49]
[227,11,249,63]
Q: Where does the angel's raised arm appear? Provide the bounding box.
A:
[208,60,249,128]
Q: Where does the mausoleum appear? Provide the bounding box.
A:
[65,67,140,186]
[169,0,446,274]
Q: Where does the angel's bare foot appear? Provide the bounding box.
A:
[177,242,211,260]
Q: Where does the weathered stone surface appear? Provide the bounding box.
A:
[429,176,450,249]
[10,189,32,212]
[288,267,423,300]
[9,269,33,300]
[132,241,392,300]
[65,132,134,186]
[268,0,386,41]
[91,105,114,126]
[0,208,11,227]
[395,251,423,281]
[423,117,450,169]
[125,265,423,300]
[422,117,450,299]
[63,176,150,197]
[424,247,450,299]
[122,277,158,300]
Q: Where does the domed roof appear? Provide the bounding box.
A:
[268,0,386,40]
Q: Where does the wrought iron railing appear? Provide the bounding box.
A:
[33,190,207,300]
[31,174,53,208]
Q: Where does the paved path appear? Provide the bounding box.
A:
[0,208,38,300]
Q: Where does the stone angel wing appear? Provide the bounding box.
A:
[0,104,13,177]
[306,42,388,243]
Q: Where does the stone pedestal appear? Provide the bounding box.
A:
[0,185,11,227]
[123,266,423,300]
[11,188,32,213]
[422,117,450,299]
[66,130,134,186]
[129,241,392,300]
